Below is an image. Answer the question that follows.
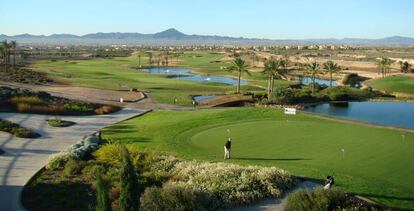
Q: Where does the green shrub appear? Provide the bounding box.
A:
[63,102,95,113]
[11,127,40,138]
[0,118,40,138]
[47,119,75,127]
[0,118,18,132]
[140,186,210,211]
[93,144,139,165]
[270,88,320,104]
[285,188,347,211]
[0,86,51,101]
[46,152,71,170]
[9,96,45,106]
[96,172,111,211]
[320,86,379,101]
[82,162,106,181]
[342,73,365,87]
[119,147,140,211]
[63,159,86,177]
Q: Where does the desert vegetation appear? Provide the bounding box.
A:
[0,86,120,115]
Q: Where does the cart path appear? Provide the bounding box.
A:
[0,108,149,211]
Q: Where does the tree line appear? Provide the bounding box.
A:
[229,56,341,97]
[0,40,18,67]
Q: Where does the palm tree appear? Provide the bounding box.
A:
[399,61,412,73]
[377,57,394,78]
[229,57,250,94]
[323,61,341,87]
[10,41,17,67]
[138,54,141,67]
[0,45,4,66]
[146,52,153,65]
[304,62,322,93]
[1,40,10,66]
[263,61,275,98]
[262,59,287,99]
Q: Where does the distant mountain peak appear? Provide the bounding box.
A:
[153,28,187,38]
[2,29,414,46]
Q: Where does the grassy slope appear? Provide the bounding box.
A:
[369,76,414,94]
[103,108,414,209]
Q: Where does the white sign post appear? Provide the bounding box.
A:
[284,108,297,115]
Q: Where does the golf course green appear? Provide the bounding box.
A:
[103,108,414,209]
[368,75,414,95]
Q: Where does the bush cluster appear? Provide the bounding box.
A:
[342,73,367,87]
[285,188,348,211]
[68,135,101,159]
[63,102,95,113]
[267,86,384,105]
[46,134,102,170]
[0,86,50,102]
[46,151,72,170]
[141,155,297,210]
[93,144,140,165]
[47,119,75,127]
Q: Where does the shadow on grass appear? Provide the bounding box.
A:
[105,137,151,144]
[233,157,312,161]
[358,193,414,203]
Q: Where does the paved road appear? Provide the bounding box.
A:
[0,108,148,211]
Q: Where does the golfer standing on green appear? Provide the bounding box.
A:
[224,137,232,159]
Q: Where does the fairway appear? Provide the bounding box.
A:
[31,52,293,106]
[103,108,414,209]
[368,75,414,95]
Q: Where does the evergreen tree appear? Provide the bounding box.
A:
[96,172,111,211]
[119,147,139,211]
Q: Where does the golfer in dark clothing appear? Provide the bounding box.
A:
[224,138,232,159]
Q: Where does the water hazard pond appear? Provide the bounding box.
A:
[139,67,247,85]
[304,101,414,130]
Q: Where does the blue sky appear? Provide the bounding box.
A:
[1,0,413,39]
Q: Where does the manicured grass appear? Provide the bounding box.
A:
[31,52,292,106]
[103,108,414,209]
[368,76,414,94]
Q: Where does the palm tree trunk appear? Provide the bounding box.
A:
[330,72,332,87]
[312,75,316,94]
[237,71,241,94]
[267,77,271,99]
[271,75,274,93]
[7,50,10,67]
[13,48,16,67]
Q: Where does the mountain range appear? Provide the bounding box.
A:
[1,28,414,46]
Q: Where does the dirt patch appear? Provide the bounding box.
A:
[0,81,144,102]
